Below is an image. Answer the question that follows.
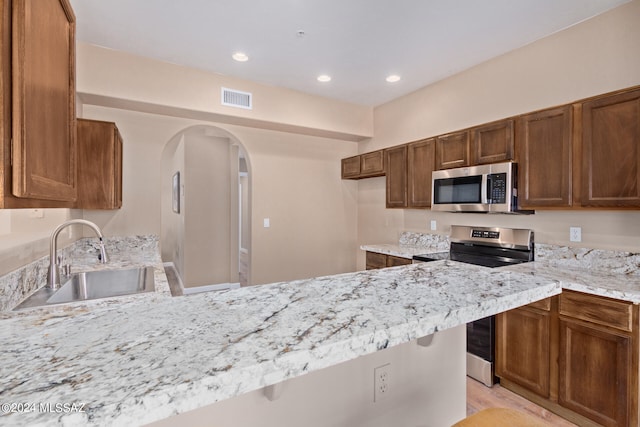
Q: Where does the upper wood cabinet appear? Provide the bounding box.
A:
[581,88,640,207]
[341,155,361,179]
[436,130,469,170]
[340,84,640,212]
[385,145,407,208]
[516,106,573,208]
[407,138,435,208]
[76,119,123,210]
[0,0,76,208]
[341,150,385,179]
[472,119,514,165]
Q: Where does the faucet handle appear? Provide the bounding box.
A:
[61,264,72,276]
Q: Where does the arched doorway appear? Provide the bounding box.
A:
[160,125,251,291]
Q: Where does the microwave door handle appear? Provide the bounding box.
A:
[481,175,489,204]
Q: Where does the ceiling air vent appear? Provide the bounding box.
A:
[221,87,252,110]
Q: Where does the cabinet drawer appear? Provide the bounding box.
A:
[387,255,411,267]
[560,291,633,332]
[366,251,387,270]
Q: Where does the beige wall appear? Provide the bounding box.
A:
[183,134,233,287]
[358,0,640,268]
[76,43,373,141]
[149,327,466,427]
[78,104,358,286]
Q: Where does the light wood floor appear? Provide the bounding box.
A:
[467,378,578,426]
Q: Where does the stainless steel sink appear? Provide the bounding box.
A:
[14,267,155,310]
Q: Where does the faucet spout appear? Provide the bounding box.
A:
[48,219,108,290]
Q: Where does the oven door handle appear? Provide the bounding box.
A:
[481,174,490,204]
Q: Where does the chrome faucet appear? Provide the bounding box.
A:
[48,219,109,290]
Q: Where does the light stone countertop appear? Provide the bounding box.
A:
[0,261,560,427]
[361,231,450,259]
[364,241,640,303]
[360,243,446,259]
[502,262,640,303]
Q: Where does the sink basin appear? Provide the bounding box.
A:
[14,266,155,310]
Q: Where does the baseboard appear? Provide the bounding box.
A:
[499,379,602,427]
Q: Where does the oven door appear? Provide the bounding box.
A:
[431,165,490,212]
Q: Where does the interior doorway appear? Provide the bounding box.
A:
[160,125,251,290]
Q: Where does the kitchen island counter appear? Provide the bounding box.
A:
[0,261,560,426]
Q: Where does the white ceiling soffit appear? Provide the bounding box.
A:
[70,0,630,107]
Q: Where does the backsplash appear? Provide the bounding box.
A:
[0,235,160,312]
[398,231,450,249]
[536,243,640,276]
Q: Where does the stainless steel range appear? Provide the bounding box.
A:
[413,225,534,387]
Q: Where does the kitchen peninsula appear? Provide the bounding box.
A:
[0,258,560,427]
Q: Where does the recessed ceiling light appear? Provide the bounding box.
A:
[386,75,401,83]
[232,52,249,62]
[317,74,331,83]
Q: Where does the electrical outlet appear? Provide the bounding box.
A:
[374,363,391,402]
[430,220,437,231]
[569,226,582,242]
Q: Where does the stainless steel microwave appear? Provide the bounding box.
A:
[431,161,523,213]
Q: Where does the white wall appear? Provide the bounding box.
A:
[358,0,640,268]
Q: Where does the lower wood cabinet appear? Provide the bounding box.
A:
[76,118,123,209]
[365,251,411,270]
[496,298,553,399]
[497,291,639,427]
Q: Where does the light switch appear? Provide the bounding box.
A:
[263,218,270,228]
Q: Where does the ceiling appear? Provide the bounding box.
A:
[70,0,630,107]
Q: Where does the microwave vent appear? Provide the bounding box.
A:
[221,87,252,110]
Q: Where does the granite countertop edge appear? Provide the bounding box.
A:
[0,261,560,427]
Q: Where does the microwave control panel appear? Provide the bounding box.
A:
[488,173,507,204]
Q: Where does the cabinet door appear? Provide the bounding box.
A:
[76,118,122,209]
[407,138,435,208]
[360,150,384,178]
[341,155,361,179]
[11,0,76,201]
[473,119,514,165]
[386,255,411,267]
[385,145,407,208]
[582,89,640,207]
[365,251,387,270]
[517,106,573,208]
[559,318,632,427]
[496,305,551,398]
[436,131,469,170]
